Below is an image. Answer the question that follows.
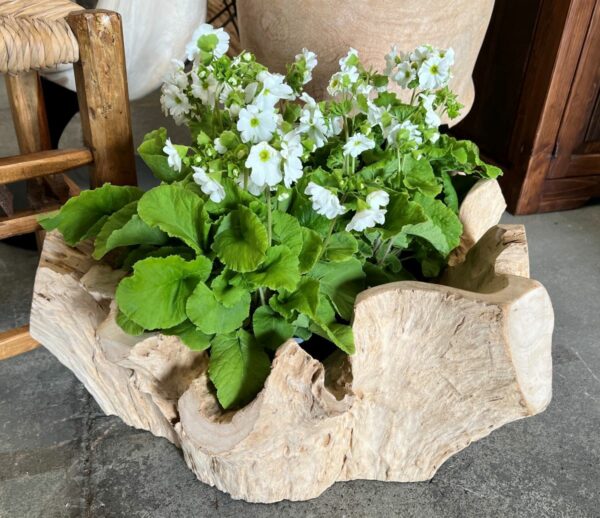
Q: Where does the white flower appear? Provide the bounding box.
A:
[305,182,346,219]
[160,84,191,125]
[410,45,433,66]
[346,207,387,232]
[237,175,264,195]
[163,59,188,90]
[420,93,441,127]
[343,133,375,158]
[298,93,329,149]
[253,72,295,109]
[325,116,344,138]
[356,82,374,96]
[280,131,304,188]
[394,61,416,89]
[387,120,423,147]
[296,48,318,84]
[186,23,230,61]
[245,82,259,104]
[191,72,218,106]
[439,47,455,69]
[385,45,400,76]
[327,69,359,96]
[192,166,226,203]
[366,100,382,126]
[214,137,227,154]
[418,56,450,90]
[245,142,282,188]
[237,105,277,144]
[346,190,389,232]
[163,139,182,172]
[366,190,390,209]
[339,47,359,72]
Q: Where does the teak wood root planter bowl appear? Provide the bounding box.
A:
[30,180,553,503]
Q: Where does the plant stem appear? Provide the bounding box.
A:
[258,287,266,306]
[319,217,338,260]
[378,239,395,266]
[266,189,273,245]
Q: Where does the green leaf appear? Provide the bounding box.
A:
[323,231,358,262]
[186,282,251,335]
[272,211,303,255]
[122,245,195,271]
[298,228,323,273]
[212,205,269,272]
[312,321,355,355]
[270,277,320,320]
[208,330,271,409]
[40,184,143,246]
[381,192,428,239]
[138,128,188,182]
[308,295,355,354]
[116,309,145,336]
[210,270,249,308]
[402,155,442,197]
[138,184,207,253]
[309,258,365,321]
[204,178,254,215]
[253,305,295,351]
[441,172,459,213]
[116,255,212,330]
[289,193,331,235]
[244,245,300,291]
[414,193,463,253]
[107,215,169,252]
[403,220,450,255]
[93,202,139,259]
[162,320,212,351]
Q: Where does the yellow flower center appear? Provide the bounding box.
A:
[259,149,270,162]
[250,117,260,128]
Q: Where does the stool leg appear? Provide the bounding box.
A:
[67,10,137,188]
[4,72,53,247]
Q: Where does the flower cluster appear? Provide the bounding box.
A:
[45,24,501,410]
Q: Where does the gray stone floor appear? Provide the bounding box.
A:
[1,81,599,517]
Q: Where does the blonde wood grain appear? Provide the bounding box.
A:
[0,326,40,361]
[0,206,59,239]
[30,222,553,503]
[67,10,137,188]
[0,149,93,185]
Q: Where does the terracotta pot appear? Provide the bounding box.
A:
[238,0,495,123]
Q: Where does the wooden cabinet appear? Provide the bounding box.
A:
[454,0,600,214]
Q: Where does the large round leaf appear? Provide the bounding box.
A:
[116,255,212,330]
[186,282,251,335]
[212,206,269,272]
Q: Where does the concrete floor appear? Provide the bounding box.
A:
[1,81,599,517]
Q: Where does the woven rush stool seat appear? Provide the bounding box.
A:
[0,0,84,74]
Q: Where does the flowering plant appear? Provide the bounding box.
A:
[41,24,500,409]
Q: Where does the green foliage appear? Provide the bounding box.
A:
[138,184,208,253]
[208,330,271,409]
[212,206,269,272]
[138,128,188,182]
[116,255,212,330]
[40,184,143,245]
[47,38,504,411]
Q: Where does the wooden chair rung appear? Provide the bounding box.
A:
[0,148,93,185]
[0,206,59,239]
[0,325,40,361]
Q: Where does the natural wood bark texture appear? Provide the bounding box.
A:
[237,0,495,124]
[30,183,553,503]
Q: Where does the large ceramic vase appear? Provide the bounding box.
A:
[238,0,495,124]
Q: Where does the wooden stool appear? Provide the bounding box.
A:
[0,0,137,360]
